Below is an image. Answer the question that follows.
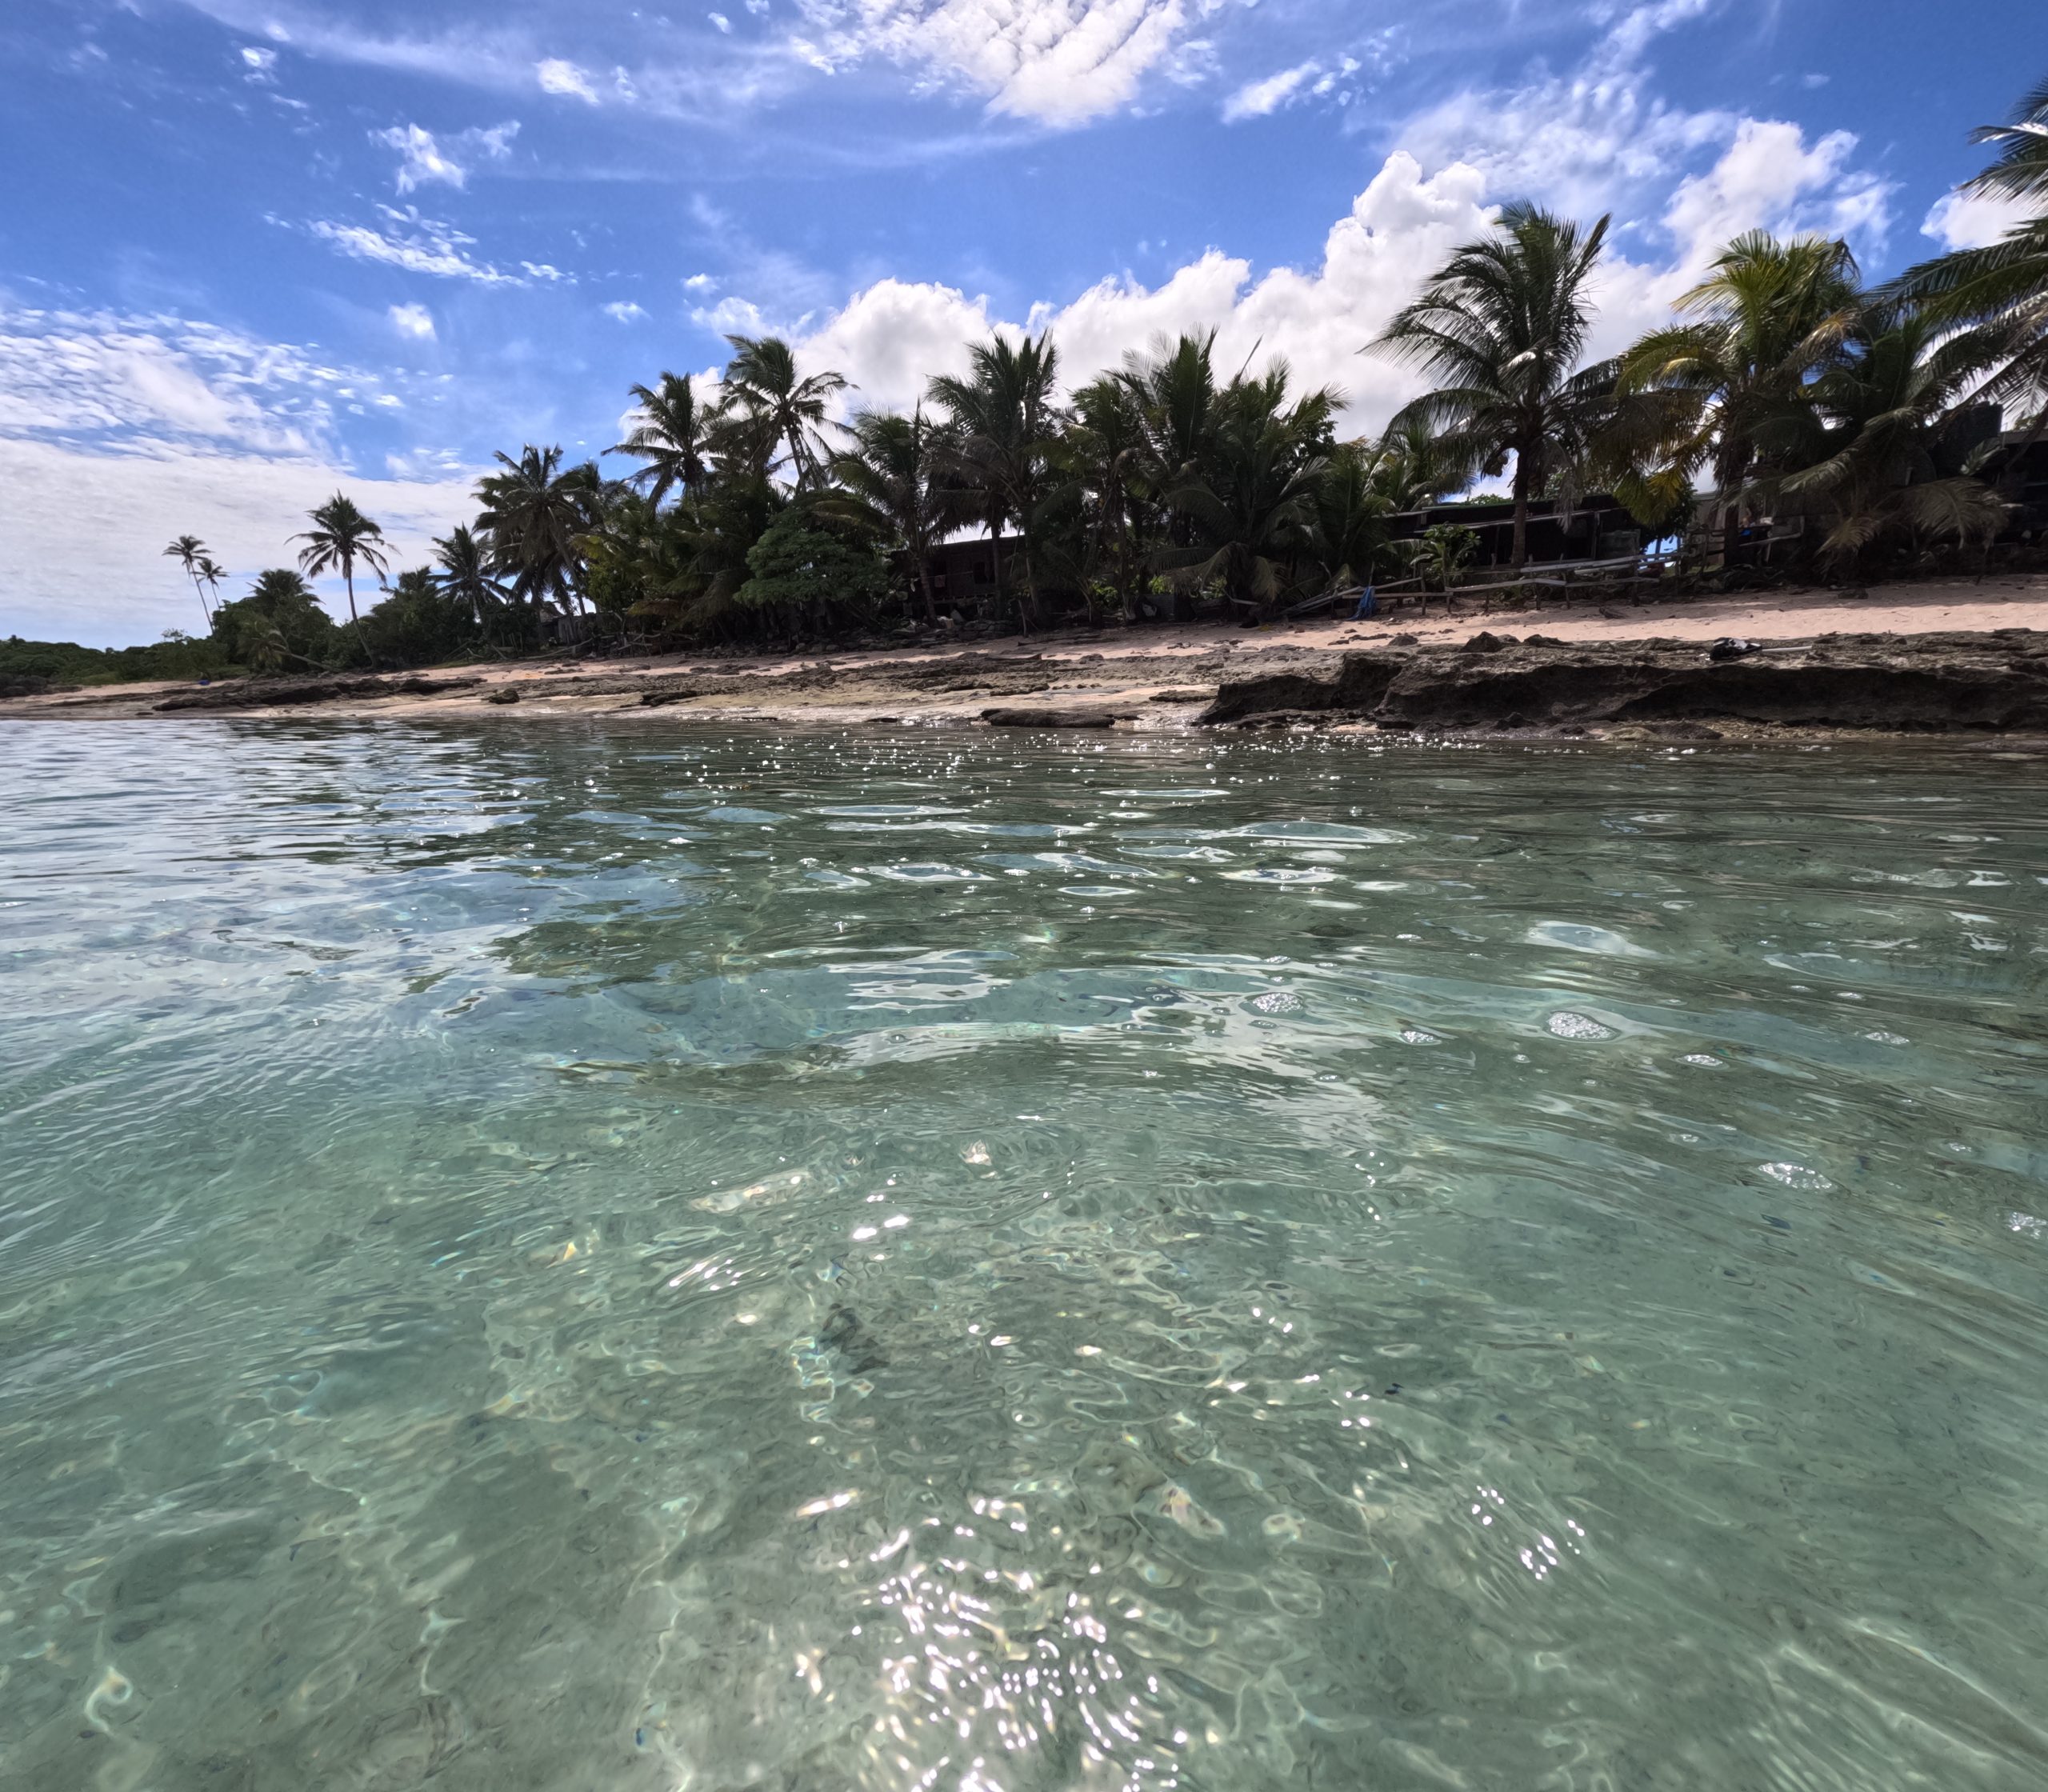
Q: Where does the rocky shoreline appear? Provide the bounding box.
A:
[7,617,2048,744]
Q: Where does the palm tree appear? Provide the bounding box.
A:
[930,331,1062,631]
[474,446,599,630]
[1376,204,1616,570]
[1884,77,2048,424]
[196,555,229,626]
[1154,363,1337,618]
[163,534,215,629]
[720,336,848,488]
[1058,374,1151,618]
[815,406,957,622]
[1618,232,1862,565]
[294,494,388,664]
[1781,312,2009,573]
[612,371,714,505]
[433,524,510,629]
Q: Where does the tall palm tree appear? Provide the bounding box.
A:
[929,331,1062,631]
[294,494,388,664]
[1618,232,1862,564]
[1058,374,1151,618]
[196,555,229,626]
[1376,204,1616,570]
[815,406,957,622]
[163,534,215,629]
[720,336,848,488]
[433,524,510,629]
[1884,76,2048,422]
[474,446,599,629]
[612,371,714,505]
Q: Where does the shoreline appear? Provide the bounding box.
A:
[7,571,2048,743]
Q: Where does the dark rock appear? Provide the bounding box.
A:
[982,706,1138,729]
[1150,686,1217,703]
[154,673,482,712]
[1710,637,1762,661]
[1463,631,1516,652]
[483,687,522,706]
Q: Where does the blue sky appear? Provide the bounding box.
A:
[1,0,2034,645]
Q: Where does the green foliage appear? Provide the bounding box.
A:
[211,568,338,673]
[1417,523,1479,591]
[735,514,892,620]
[0,632,234,688]
[362,568,481,666]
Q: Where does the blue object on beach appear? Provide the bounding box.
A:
[1350,586,1377,621]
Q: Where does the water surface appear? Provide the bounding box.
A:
[4,721,2047,1790]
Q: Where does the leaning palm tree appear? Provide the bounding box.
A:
[473,446,599,630]
[196,555,229,626]
[929,331,1063,631]
[720,336,848,488]
[612,371,714,506]
[163,534,215,629]
[1884,76,2048,422]
[1618,232,1862,564]
[814,406,957,622]
[1375,205,1616,570]
[294,494,388,664]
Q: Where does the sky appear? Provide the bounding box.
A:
[0,0,2036,646]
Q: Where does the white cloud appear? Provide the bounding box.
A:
[1222,60,1318,124]
[537,57,600,102]
[240,45,277,73]
[709,11,734,32]
[374,123,466,192]
[0,436,475,646]
[790,0,1197,126]
[1922,188,2034,253]
[307,207,518,283]
[684,272,719,291]
[604,300,649,322]
[371,120,521,194]
[0,306,473,644]
[389,302,437,340]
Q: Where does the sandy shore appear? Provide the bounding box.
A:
[8,571,2048,730]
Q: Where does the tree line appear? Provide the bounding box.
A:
[164,76,2046,671]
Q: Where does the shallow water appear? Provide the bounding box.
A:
[3,720,2047,1792]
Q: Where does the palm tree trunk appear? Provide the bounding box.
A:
[1510,461,1531,572]
[343,565,374,666]
[917,564,937,625]
[1721,495,1742,569]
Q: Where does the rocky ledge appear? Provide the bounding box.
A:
[154,674,483,712]
[1198,630,2048,735]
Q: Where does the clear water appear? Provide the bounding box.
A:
[4,721,2048,1792]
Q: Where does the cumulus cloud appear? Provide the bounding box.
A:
[1922,188,2034,253]
[537,57,600,102]
[789,0,1198,126]
[755,103,1900,442]
[1222,61,1318,124]
[603,300,649,322]
[389,302,437,339]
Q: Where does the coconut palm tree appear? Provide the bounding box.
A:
[1376,204,1617,570]
[163,534,215,629]
[1057,374,1152,618]
[720,336,848,488]
[433,524,510,630]
[1884,76,2048,422]
[294,494,388,664]
[929,331,1063,631]
[1618,232,1863,564]
[815,406,957,622]
[613,371,714,505]
[474,446,599,629]
[1781,312,2010,573]
[196,555,229,626]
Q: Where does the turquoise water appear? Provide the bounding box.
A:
[4,721,2048,1792]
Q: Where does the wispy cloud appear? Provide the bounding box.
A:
[1222,60,1318,123]
[603,300,649,321]
[306,207,522,283]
